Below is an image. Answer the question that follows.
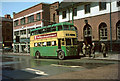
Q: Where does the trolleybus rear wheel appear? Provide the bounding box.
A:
[58,51,65,60]
[35,51,40,59]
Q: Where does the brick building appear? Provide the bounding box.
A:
[57,1,120,53]
[1,14,13,49]
[13,2,59,53]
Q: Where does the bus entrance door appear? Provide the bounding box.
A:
[58,39,61,49]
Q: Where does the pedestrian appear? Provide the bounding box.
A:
[101,43,107,57]
[91,42,95,58]
[82,43,86,57]
[24,46,27,53]
[86,44,91,57]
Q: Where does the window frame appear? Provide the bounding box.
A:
[84,26,91,37]
[117,1,120,7]
[99,2,106,11]
[117,23,120,40]
[84,4,90,14]
[99,24,107,40]
[73,8,77,16]
[36,13,41,21]
[27,15,34,23]
[20,18,25,25]
[62,10,66,19]
[14,20,19,26]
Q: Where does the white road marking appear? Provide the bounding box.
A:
[25,68,48,75]
[51,64,82,68]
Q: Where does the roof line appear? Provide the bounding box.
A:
[14,3,50,15]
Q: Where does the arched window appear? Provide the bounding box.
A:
[84,24,91,37]
[99,22,107,40]
[116,20,120,40]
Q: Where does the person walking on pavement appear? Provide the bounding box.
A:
[91,42,95,58]
[101,43,107,57]
[82,43,86,57]
[87,44,91,57]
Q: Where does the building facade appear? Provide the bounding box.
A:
[57,1,120,53]
[1,15,13,49]
[13,2,59,53]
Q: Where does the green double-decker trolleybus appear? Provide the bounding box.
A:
[30,22,78,60]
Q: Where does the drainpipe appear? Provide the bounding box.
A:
[110,1,112,52]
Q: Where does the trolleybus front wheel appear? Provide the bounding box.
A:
[58,51,65,60]
[35,51,40,59]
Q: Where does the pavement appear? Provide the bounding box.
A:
[1,52,120,61]
[80,53,120,61]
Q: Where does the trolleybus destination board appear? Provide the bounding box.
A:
[34,33,57,40]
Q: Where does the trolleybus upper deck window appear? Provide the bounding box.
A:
[58,26,62,31]
[52,26,56,31]
[47,28,51,32]
[70,25,76,30]
[63,25,69,30]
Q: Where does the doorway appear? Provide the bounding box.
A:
[84,37,92,45]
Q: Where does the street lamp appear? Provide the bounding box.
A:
[110,1,112,52]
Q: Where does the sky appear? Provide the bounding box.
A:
[1,0,63,18]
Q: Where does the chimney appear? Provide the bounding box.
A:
[4,14,11,19]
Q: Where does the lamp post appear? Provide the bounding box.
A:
[71,0,74,24]
[110,1,112,52]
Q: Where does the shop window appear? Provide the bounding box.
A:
[14,31,19,36]
[20,30,26,35]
